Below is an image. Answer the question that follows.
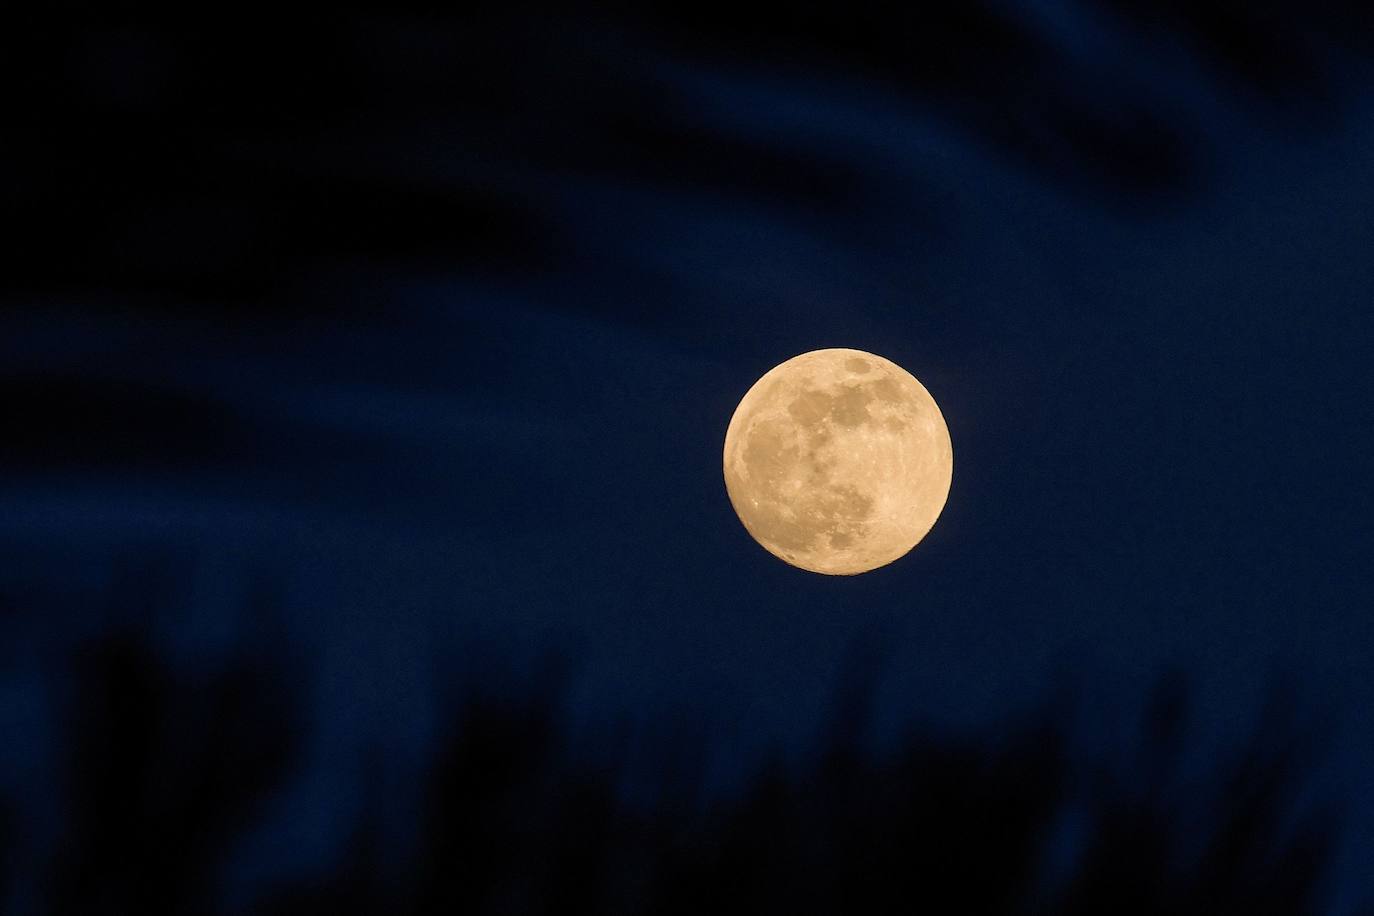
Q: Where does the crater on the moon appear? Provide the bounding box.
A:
[723,348,952,575]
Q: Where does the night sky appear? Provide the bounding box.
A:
[4,5,1374,912]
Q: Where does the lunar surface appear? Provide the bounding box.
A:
[723,349,952,575]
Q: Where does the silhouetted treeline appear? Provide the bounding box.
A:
[0,590,1359,915]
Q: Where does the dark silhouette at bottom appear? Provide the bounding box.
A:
[2,592,1354,915]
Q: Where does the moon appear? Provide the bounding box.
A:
[723,348,952,575]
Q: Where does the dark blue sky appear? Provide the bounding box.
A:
[3,5,1374,910]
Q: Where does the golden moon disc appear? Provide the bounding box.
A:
[723,348,952,575]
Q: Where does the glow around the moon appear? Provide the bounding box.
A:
[723,348,952,575]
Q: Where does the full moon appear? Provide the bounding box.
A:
[723,348,952,575]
